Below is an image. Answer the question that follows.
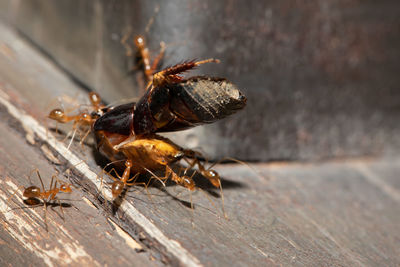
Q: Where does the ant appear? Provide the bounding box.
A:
[48,92,105,149]
[7,169,73,231]
[121,5,165,85]
[104,160,140,200]
[134,35,166,83]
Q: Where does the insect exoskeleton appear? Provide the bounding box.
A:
[92,59,246,199]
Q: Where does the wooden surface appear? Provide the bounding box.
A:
[0,22,400,267]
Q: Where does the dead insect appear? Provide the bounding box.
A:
[7,170,73,231]
[93,59,246,202]
[95,59,246,136]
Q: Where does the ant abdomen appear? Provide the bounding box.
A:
[182,176,196,191]
[23,186,41,198]
[203,169,220,188]
[112,181,124,199]
[48,108,66,123]
[89,92,101,107]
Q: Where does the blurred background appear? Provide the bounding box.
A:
[0,0,399,161]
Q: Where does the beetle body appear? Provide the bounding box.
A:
[92,72,246,180]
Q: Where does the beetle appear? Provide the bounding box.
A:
[93,59,246,196]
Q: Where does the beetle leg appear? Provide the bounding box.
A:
[150,41,166,74]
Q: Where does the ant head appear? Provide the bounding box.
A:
[89,92,101,107]
[183,176,196,191]
[23,186,41,198]
[125,160,133,168]
[112,181,124,199]
[81,112,90,119]
[60,184,72,193]
[204,170,220,188]
[48,108,66,122]
[134,35,146,48]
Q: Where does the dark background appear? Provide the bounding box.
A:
[1,0,399,161]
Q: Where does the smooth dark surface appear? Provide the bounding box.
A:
[94,102,135,136]
[1,0,399,161]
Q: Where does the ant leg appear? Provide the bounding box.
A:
[43,201,49,232]
[79,128,91,148]
[143,167,167,187]
[5,185,26,208]
[125,173,155,204]
[150,41,166,73]
[97,164,120,191]
[67,126,78,150]
[183,150,227,218]
[61,128,71,142]
[108,160,134,200]
[36,170,46,193]
[125,173,140,186]
[49,175,56,192]
[144,4,160,33]
[58,198,65,221]
[106,167,122,182]
[97,166,121,197]
[194,158,226,217]
[121,31,133,57]
[98,160,126,182]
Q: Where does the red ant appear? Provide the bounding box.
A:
[48,92,104,149]
[121,5,165,86]
[104,160,140,200]
[7,169,73,231]
[133,35,165,83]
